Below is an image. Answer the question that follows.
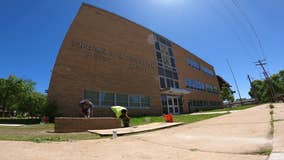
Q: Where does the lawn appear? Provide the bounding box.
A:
[0,123,100,143]
[130,113,226,126]
[200,104,257,112]
[0,113,226,143]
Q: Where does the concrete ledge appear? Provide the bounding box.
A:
[55,117,121,133]
[88,122,183,136]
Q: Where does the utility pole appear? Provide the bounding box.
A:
[247,75,258,103]
[226,59,243,105]
[255,59,275,102]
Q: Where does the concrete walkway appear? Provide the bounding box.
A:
[0,104,278,160]
[89,122,183,136]
[268,103,284,160]
[190,110,237,115]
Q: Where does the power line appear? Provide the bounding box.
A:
[208,0,260,61]
[226,59,243,104]
[231,0,266,59]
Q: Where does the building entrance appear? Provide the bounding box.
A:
[166,96,180,114]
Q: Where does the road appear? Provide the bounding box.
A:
[0,103,281,160]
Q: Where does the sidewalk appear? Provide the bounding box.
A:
[269,103,284,160]
[190,110,237,115]
[88,122,183,136]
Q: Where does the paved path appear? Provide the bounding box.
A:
[190,110,237,115]
[0,104,277,160]
[89,122,183,135]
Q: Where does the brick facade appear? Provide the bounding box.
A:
[47,3,222,117]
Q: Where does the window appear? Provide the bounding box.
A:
[84,90,150,108]
[201,66,215,76]
[165,69,172,78]
[155,42,160,50]
[174,81,179,88]
[173,72,178,80]
[160,77,166,88]
[166,78,171,88]
[116,94,128,107]
[84,90,99,105]
[170,58,176,67]
[168,48,173,56]
[186,58,200,70]
[100,92,114,106]
[158,67,164,76]
[129,95,140,107]
[156,51,162,63]
[141,96,150,107]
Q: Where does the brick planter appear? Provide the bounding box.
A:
[55,117,121,133]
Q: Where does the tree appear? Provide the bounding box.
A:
[220,84,234,102]
[249,70,284,102]
[17,92,47,117]
[0,75,50,117]
[0,75,35,115]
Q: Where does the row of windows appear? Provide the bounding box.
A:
[184,78,219,94]
[154,33,172,47]
[201,66,215,76]
[189,100,222,107]
[160,76,179,89]
[158,67,178,80]
[186,58,215,77]
[84,90,150,108]
[186,58,200,70]
[156,51,176,67]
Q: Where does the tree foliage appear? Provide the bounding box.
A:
[220,84,234,102]
[0,75,46,117]
[249,70,284,102]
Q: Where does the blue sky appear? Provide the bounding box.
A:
[1,0,283,98]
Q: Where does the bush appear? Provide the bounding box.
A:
[269,104,274,109]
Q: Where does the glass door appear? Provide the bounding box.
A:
[167,96,180,114]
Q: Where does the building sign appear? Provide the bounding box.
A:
[71,40,155,73]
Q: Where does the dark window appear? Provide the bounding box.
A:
[170,79,174,88]
[116,94,128,107]
[165,69,172,78]
[158,67,164,76]
[174,81,179,88]
[160,77,166,88]
[155,42,160,50]
[174,98,178,105]
[156,52,162,62]
[166,78,171,88]
[100,92,114,106]
[141,96,150,107]
[84,90,99,105]
[170,58,176,67]
[161,95,167,106]
[129,95,140,107]
[168,48,173,56]
[173,72,178,80]
[168,98,173,105]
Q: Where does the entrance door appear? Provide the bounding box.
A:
[167,96,180,114]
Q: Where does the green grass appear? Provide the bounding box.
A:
[0,124,100,143]
[0,113,227,142]
[200,104,257,113]
[253,146,272,155]
[130,113,227,126]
